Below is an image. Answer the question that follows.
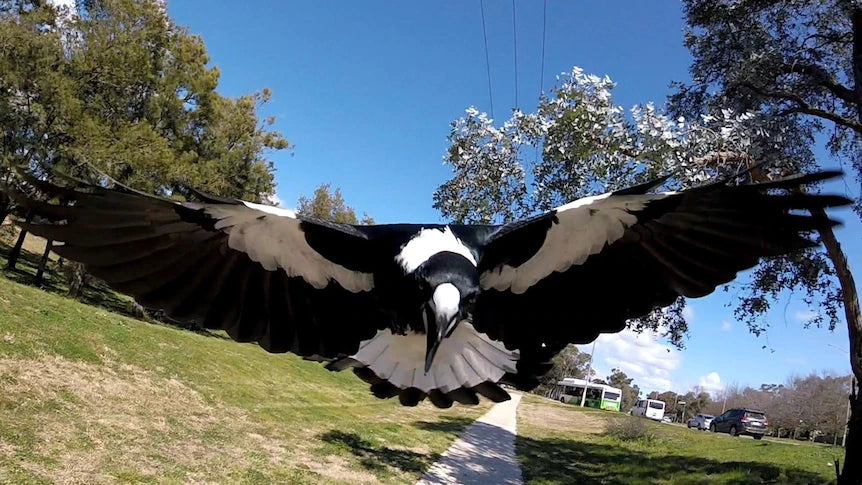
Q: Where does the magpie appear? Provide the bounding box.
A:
[3,170,850,408]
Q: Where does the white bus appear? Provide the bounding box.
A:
[551,378,622,411]
[631,399,666,421]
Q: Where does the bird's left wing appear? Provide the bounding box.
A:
[6,177,385,358]
[473,171,849,389]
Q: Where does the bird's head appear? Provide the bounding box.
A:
[414,252,479,373]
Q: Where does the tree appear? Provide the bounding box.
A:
[534,345,592,395]
[0,0,79,227]
[702,373,851,442]
[435,67,836,349]
[297,183,374,224]
[1,0,289,300]
[672,2,862,479]
[606,368,640,411]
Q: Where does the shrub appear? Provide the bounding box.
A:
[606,416,657,443]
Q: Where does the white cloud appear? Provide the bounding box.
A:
[793,309,818,323]
[698,372,724,394]
[682,305,695,322]
[721,321,732,331]
[263,193,285,208]
[579,329,682,393]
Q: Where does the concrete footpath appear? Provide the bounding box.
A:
[417,393,523,485]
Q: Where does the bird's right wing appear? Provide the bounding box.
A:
[472,171,849,390]
[6,177,386,359]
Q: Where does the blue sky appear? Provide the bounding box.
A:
[167,1,859,396]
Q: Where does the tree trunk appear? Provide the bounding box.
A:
[34,239,52,286]
[834,7,862,483]
[841,380,861,484]
[132,300,149,320]
[816,209,862,484]
[5,228,28,270]
[68,262,87,298]
[0,198,10,229]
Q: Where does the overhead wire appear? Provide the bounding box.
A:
[539,0,547,96]
[511,0,518,109]
[535,0,548,166]
[479,0,495,120]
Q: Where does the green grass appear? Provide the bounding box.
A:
[516,395,844,484]
[0,245,487,484]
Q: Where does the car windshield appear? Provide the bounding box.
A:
[603,392,620,401]
[648,401,664,409]
[745,411,766,420]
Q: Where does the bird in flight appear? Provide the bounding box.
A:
[5,170,848,407]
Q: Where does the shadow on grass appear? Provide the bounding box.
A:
[412,416,477,434]
[319,430,440,475]
[0,243,139,318]
[0,242,230,341]
[516,434,831,485]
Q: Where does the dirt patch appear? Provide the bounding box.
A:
[0,223,55,258]
[0,440,16,458]
[518,397,608,435]
[0,355,375,483]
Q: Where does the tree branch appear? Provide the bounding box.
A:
[690,151,753,167]
[779,60,858,104]
[738,82,862,133]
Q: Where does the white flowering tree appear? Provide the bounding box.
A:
[434,67,839,347]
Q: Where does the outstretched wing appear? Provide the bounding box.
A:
[7,177,386,358]
[473,171,849,389]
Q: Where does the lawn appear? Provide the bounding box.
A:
[516,394,844,484]
[0,238,488,484]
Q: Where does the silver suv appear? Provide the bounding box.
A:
[687,413,714,430]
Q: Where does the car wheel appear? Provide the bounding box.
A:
[729,425,738,437]
[709,423,716,432]
[753,435,762,440]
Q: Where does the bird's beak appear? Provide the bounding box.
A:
[425,313,454,373]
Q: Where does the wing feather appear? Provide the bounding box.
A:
[7,178,385,359]
[475,171,850,390]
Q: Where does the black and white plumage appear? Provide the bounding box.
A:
[4,171,850,407]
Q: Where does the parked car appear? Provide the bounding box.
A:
[709,408,768,439]
[662,415,674,423]
[687,413,715,430]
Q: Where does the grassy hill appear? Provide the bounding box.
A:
[0,258,487,484]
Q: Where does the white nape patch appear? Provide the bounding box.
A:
[350,322,518,393]
[432,283,460,321]
[481,192,669,294]
[201,202,373,292]
[396,227,477,273]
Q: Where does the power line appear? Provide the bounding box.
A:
[479,0,495,119]
[535,0,548,166]
[511,0,518,109]
[539,0,547,96]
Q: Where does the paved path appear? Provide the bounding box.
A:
[417,393,523,485]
